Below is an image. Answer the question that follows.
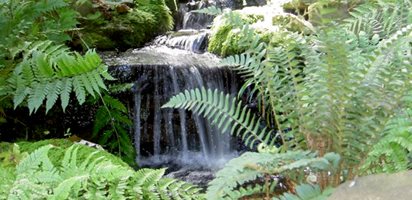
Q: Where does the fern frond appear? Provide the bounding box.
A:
[15,144,55,177]
[9,41,113,113]
[8,144,203,199]
[225,184,265,200]
[163,87,275,148]
[361,108,412,174]
[49,175,89,200]
[345,0,412,38]
[274,184,334,200]
[92,94,135,166]
[207,151,339,199]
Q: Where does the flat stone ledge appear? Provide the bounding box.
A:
[329,170,412,200]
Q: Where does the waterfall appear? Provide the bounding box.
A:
[170,67,189,157]
[105,46,239,168]
[101,0,271,169]
[133,87,141,158]
[154,30,209,53]
[153,68,161,156]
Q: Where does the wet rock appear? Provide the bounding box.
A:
[115,4,130,14]
[166,168,215,188]
[217,0,244,9]
[245,0,267,6]
[153,30,210,53]
[329,170,412,200]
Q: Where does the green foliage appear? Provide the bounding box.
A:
[138,0,174,34]
[1,144,203,199]
[344,0,412,38]
[165,0,178,13]
[0,0,115,116]
[0,143,28,168]
[217,1,412,180]
[166,1,412,198]
[361,108,412,174]
[281,0,359,25]
[78,0,173,50]
[0,0,79,110]
[208,10,266,56]
[0,0,77,48]
[93,95,136,166]
[0,165,15,198]
[7,41,114,113]
[206,151,339,199]
[275,184,334,200]
[16,139,128,167]
[162,87,275,149]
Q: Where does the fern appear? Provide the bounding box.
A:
[361,108,412,174]
[345,0,412,39]
[225,184,266,200]
[93,94,135,166]
[274,184,334,200]
[164,3,412,198]
[163,87,275,149]
[206,151,339,199]
[8,41,114,113]
[5,144,203,199]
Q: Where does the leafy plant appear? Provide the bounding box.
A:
[164,0,412,198]
[0,0,135,168]
[93,94,136,166]
[0,143,28,168]
[274,183,334,200]
[0,0,114,114]
[207,9,266,56]
[7,41,114,113]
[206,151,339,199]
[2,144,203,199]
[163,87,275,149]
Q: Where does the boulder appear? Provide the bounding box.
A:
[329,170,412,200]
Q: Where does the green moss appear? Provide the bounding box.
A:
[16,139,130,168]
[138,0,174,34]
[208,10,269,56]
[82,32,117,50]
[76,0,173,50]
[105,8,157,48]
[208,12,247,56]
[208,21,234,55]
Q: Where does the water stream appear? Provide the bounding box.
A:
[104,46,240,170]
[102,0,267,185]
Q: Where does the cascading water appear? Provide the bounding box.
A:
[102,0,270,185]
[154,30,209,53]
[104,46,239,169]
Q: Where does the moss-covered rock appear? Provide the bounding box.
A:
[208,10,265,56]
[75,0,173,50]
[282,0,361,26]
[272,14,314,33]
[307,1,351,25]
